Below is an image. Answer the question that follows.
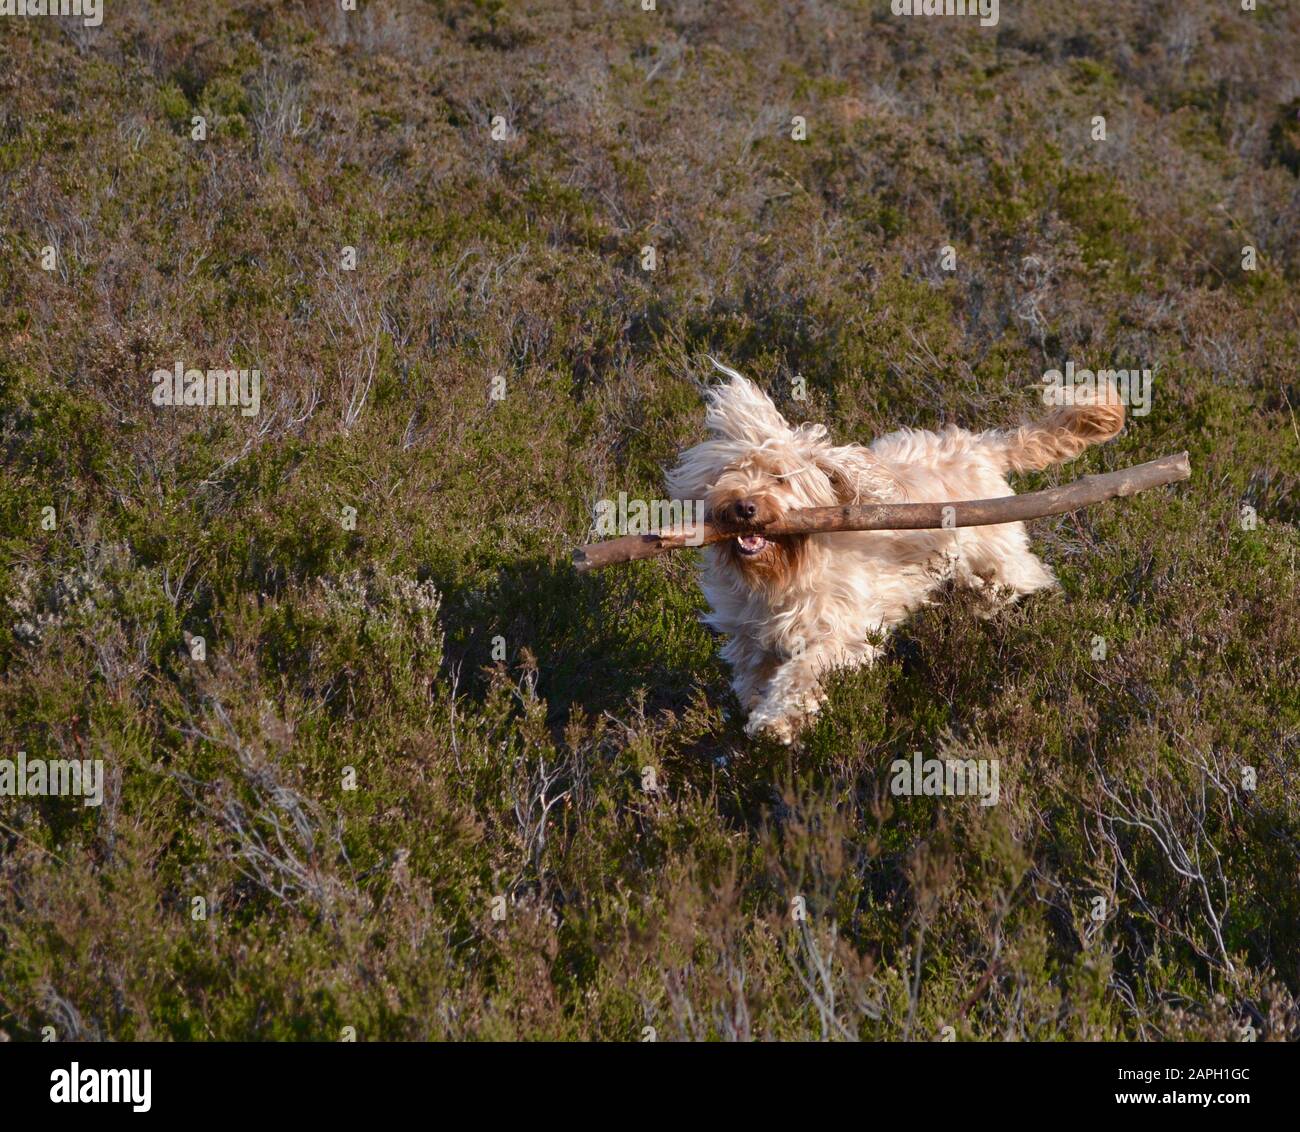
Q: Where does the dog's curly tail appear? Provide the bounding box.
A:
[990,379,1126,472]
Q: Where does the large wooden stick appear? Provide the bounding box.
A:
[572,452,1191,573]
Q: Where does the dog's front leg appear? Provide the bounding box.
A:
[721,635,779,711]
[745,641,878,744]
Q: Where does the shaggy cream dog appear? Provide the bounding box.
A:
[666,364,1125,744]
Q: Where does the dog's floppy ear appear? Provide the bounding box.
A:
[703,362,792,444]
[813,444,900,504]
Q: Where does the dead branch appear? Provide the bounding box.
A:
[573,452,1191,573]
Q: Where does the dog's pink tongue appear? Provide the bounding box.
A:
[738,535,765,551]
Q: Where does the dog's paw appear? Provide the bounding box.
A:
[745,687,825,744]
[745,712,797,745]
[745,704,816,745]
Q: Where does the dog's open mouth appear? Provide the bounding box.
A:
[735,534,768,556]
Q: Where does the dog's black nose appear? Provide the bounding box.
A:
[737,499,758,520]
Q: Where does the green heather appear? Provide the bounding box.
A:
[0,1,1297,1040]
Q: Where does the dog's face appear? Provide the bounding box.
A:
[704,448,819,588]
[666,367,894,595]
